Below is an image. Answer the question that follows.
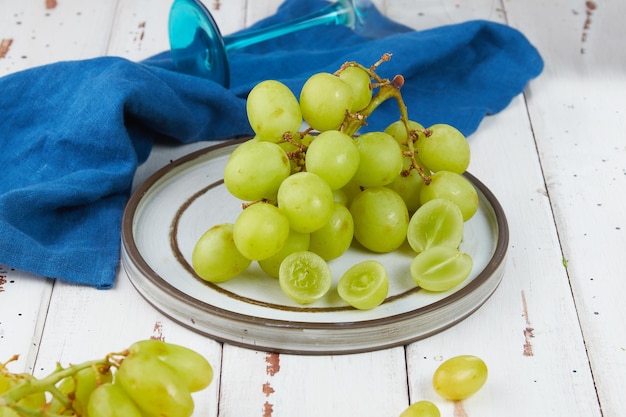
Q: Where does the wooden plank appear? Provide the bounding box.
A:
[504,0,626,415]
[405,95,600,416]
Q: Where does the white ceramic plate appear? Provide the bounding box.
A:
[121,139,509,354]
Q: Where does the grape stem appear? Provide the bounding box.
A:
[0,351,127,416]
[336,57,432,184]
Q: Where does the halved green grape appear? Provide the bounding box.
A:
[309,202,354,261]
[233,202,290,261]
[305,130,360,190]
[410,246,472,292]
[420,171,478,221]
[300,72,353,131]
[407,198,464,254]
[192,223,252,283]
[115,351,194,417]
[223,139,290,201]
[432,355,488,400]
[350,187,409,253]
[246,80,302,141]
[338,66,372,112]
[128,340,213,393]
[277,172,335,233]
[87,383,143,417]
[399,400,441,417]
[278,251,332,304]
[353,131,404,187]
[337,260,389,310]
[417,124,470,174]
[259,229,311,278]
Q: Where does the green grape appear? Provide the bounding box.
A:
[333,188,349,206]
[116,351,194,417]
[192,223,252,283]
[246,79,302,142]
[48,365,113,415]
[278,251,332,304]
[0,406,19,417]
[386,157,425,213]
[350,187,409,253]
[417,124,470,174]
[410,246,472,292]
[338,66,372,112]
[399,400,441,417]
[340,180,363,207]
[128,340,213,393]
[258,229,310,278]
[87,383,143,417]
[352,131,403,187]
[407,198,464,254]
[309,202,354,261]
[305,130,360,190]
[420,171,479,221]
[223,139,290,201]
[337,260,389,310]
[432,355,488,400]
[233,202,290,261]
[277,172,335,233]
[384,119,425,149]
[299,72,353,131]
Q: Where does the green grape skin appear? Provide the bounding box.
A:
[305,130,360,190]
[192,223,252,283]
[386,157,425,214]
[278,251,332,304]
[128,340,213,393]
[277,172,335,233]
[407,198,464,254]
[233,202,290,261]
[399,400,441,417]
[299,72,353,131]
[223,139,290,201]
[384,119,425,150]
[352,131,404,187]
[420,171,479,221]
[87,383,143,417]
[0,407,19,417]
[337,260,389,310]
[115,351,194,417]
[432,355,488,400]
[350,187,409,253]
[338,66,372,112]
[410,246,473,292]
[417,124,470,174]
[246,80,302,142]
[309,202,354,261]
[258,229,311,278]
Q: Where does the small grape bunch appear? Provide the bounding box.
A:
[0,340,213,417]
[192,54,478,309]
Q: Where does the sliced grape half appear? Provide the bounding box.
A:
[278,251,332,304]
[337,260,389,310]
[410,246,472,292]
[407,198,464,254]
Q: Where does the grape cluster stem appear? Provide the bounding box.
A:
[1,351,127,417]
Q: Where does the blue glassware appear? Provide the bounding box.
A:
[168,0,371,87]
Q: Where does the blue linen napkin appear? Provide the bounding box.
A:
[0,0,543,289]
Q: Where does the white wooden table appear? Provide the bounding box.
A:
[1,1,625,416]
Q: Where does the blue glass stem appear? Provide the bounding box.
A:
[223,0,355,52]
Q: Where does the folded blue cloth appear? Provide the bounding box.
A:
[0,0,543,289]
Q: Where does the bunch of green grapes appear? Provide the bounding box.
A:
[192,55,478,309]
[0,340,213,417]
